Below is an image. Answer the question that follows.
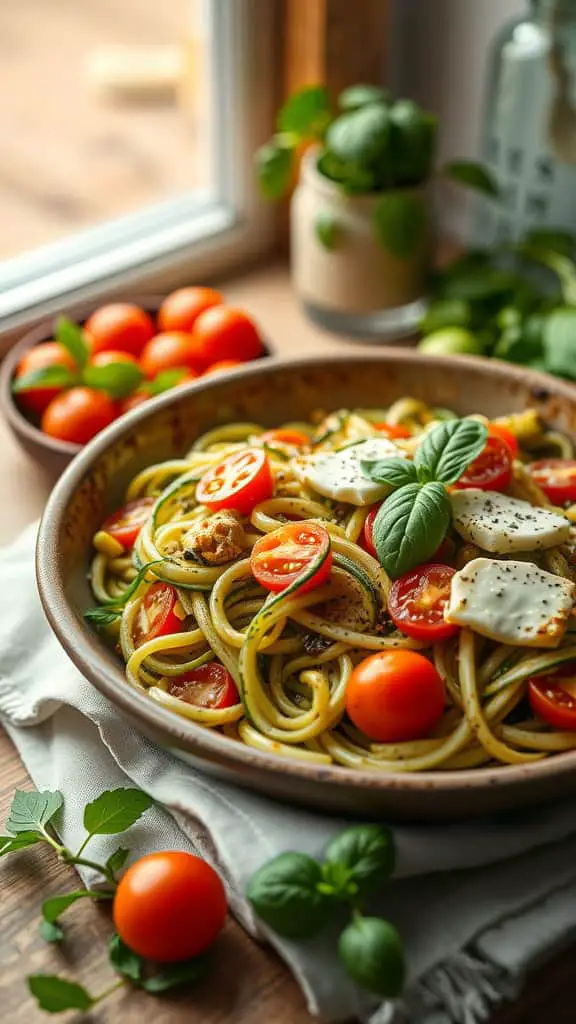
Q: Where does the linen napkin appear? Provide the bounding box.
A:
[2,525,576,1024]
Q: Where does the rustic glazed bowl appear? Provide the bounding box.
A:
[36,353,576,820]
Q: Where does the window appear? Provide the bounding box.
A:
[0,0,277,343]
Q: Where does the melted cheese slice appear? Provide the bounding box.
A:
[297,438,408,506]
[451,489,570,553]
[445,557,575,647]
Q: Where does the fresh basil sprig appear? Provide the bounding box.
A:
[84,559,166,627]
[362,418,487,578]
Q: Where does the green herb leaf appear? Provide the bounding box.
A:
[246,851,332,939]
[523,228,575,259]
[12,366,76,394]
[84,606,124,627]
[39,920,64,943]
[278,84,330,136]
[84,559,166,627]
[7,790,63,835]
[109,934,144,983]
[318,860,357,899]
[314,212,341,251]
[327,104,391,169]
[28,975,94,1013]
[442,160,499,197]
[106,846,130,874]
[338,84,391,112]
[543,307,576,379]
[324,825,395,896]
[0,831,43,855]
[361,458,418,489]
[83,788,153,837]
[415,418,488,485]
[55,316,89,368]
[520,246,576,306]
[389,101,437,186]
[316,151,376,194]
[373,482,450,579]
[255,136,295,200]
[42,890,110,924]
[142,955,210,993]
[148,369,188,395]
[419,298,471,335]
[83,361,143,400]
[373,192,427,258]
[338,917,405,998]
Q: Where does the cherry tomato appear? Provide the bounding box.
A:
[14,342,77,417]
[85,303,154,357]
[192,307,264,365]
[119,390,149,414]
[260,428,310,448]
[101,497,155,549]
[203,360,243,375]
[362,504,381,557]
[196,448,273,514]
[158,286,223,333]
[529,665,576,730]
[140,332,203,379]
[387,564,458,642]
[90,349,139,368]
[133,582,181,646]
[113,851,227,963]
[528,460,576,505]
[167,662,239,709]
[250,522,332,594]
[488,423,519,457]
[41,387,117,444]
[345,650,445,742]
[454,435,512,492]
[372,423,412,439]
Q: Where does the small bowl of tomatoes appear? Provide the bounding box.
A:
[0,288,270,476]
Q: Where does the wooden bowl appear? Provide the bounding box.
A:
[36,352,576,820]
[0,296,271,477]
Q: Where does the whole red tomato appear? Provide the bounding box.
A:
[14,342,77,417]
[192,308,263,366]
[41,387,117,444]
[158,287,223,333]
[140,333,204,379]
[90,349,139,368]
[85,303,154,357]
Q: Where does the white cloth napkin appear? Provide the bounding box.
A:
[2,524,576,1024]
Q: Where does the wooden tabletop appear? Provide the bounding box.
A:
[1,263,574,1022]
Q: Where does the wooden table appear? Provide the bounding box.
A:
[1,264,574,1022]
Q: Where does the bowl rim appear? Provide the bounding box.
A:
[36,350,576,798]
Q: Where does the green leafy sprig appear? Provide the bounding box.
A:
[84,559,167,627]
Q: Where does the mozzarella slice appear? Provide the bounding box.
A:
[451,489,570,553]
[445,557,575,647]
[297,438,408,506]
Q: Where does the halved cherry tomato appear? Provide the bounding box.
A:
[41,387,117,444]
[528,460,576,505]
[529,665,576,730]
[387,564,458,642]
[196,448,273,514]
[192,307,264,365]
[372,423,412,439]
[260,428,310,448]
[113,851,227,963]
[362,504,381,557]
[140,332,203,379]
[488,423,519,457]
[101,497,155,549]
[167,662,239,709]
[345,650,445,742]
[14,341,77,416]
[133,582,181,646]
[158,286,223,333]
[250,522,332,594]
[89,349,139,368]
[85,303,154,357]
[454,435,512,492]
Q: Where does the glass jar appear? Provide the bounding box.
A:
[474,0,576,247]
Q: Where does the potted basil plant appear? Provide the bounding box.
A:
[256,84,498,339]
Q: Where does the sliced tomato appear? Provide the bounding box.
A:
[133,582,181,646]
[387,563,459,642]
[260,428,310,448]
[167,662,239,709]
[528,460,576,505]
[373,423,412,439]
[529,665,576,730]
[454,435,512,492]
[362,504,381,557]
[250,522,332,594]
[488,423,519,457]
[196,448,273,514]
[101,497,155,549]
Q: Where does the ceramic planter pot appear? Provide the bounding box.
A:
[290,148,430,340]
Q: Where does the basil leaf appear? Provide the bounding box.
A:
[109,934,144,983]
[324,825,395,896]
[41,890,111,924]
[338,917,405,997]
[12,366,76,393]
[0,831,43,855]
[389,101,437,186]
[373,192,427,259]
[327,104,391,169]
[84,558,166,626]
[361,458,418,489]
[442,159,499,197]
[142,955,209,993]
[543,307,576,379]
[278,84,330,136]
[246,851,332,939]
[255,136,295,200]
[7,790,63,835]
[106,846,130,874]
[415,419,488,485]
[419,298,471,335]
[55,316,89,368]
[373,482,450,579]
[315,212,341,251]
[39,920,64,943]
[28,975,94,1013]
[83,361,143,400]
[83,788,153,837]
[523,228,576,259]
[148,369,187,395]
[317,151,376,194]
[339,84,390,112]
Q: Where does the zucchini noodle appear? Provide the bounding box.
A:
[86,403,576,774]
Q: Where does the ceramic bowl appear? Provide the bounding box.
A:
[36,352,576,820]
